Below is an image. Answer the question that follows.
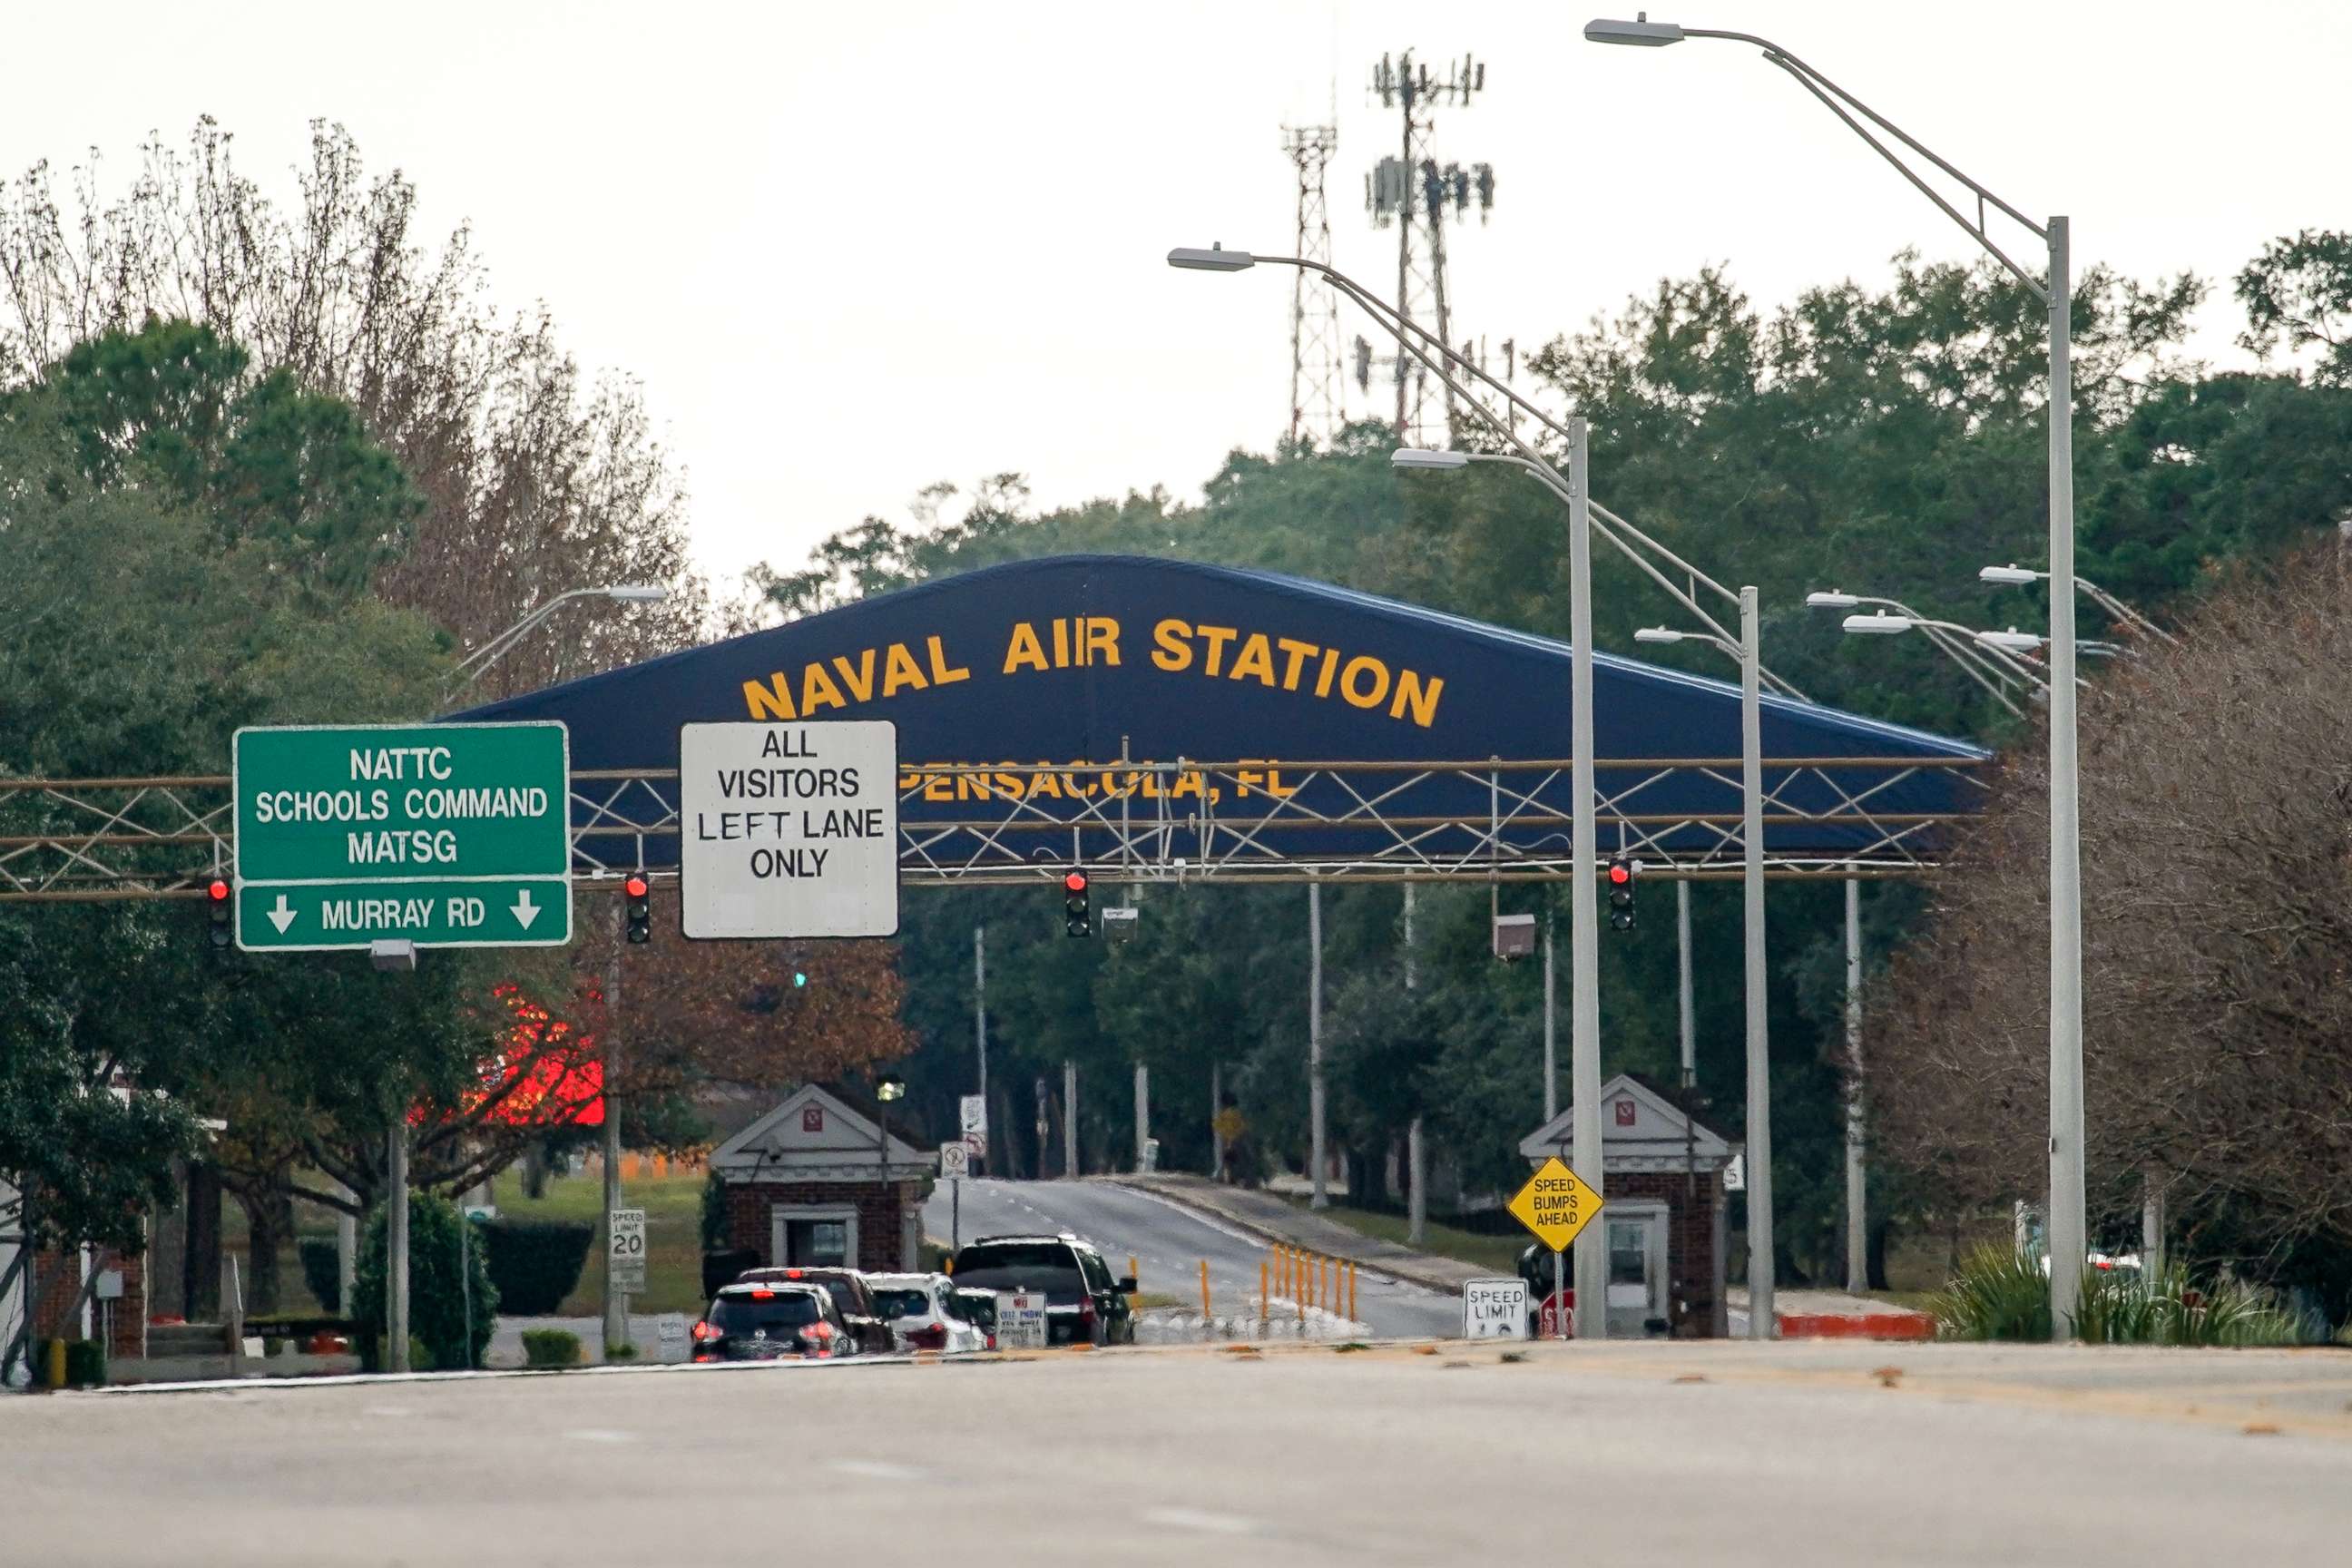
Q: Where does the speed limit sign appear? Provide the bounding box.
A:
[609,1208,647,1293]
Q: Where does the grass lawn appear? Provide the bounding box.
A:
[495,1166,709,1317]
[1289,1200,1527,1275]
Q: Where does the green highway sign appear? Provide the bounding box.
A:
[233,722,573,952]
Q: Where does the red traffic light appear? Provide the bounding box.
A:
[1607,863,1632,886]
[1063,871,1087,893]
[208,879,231,902]
[623,875,649,899]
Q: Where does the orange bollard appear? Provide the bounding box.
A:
[1348,1260,1357,1323]
[1259,1259,1270,1326]
[1199,1259,1212,1319]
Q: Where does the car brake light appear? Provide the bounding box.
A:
[803,1320,836,1339]
[691,1319,722,1343]
[1075,1302,1097,1333]
[906,1322,948,1352]
[750,1288,775,1298]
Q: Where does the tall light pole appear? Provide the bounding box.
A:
[1981,564,2180,648]
[443,584,670,704]
[1587,11,2086,1340]
[1632,606,1774,1337]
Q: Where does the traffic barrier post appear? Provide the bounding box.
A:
[1199,1259,1211,1320]
[1348,1260,1357,1323]
[1259,1259,1270,1328]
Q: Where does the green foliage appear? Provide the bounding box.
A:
[298,1238,342,1314]
[520,1328,583,1367]
[1935,1247,2300,1345]
[479,1220,594,1317]
[2235,229,2352,387]
[350,1194,497,1372]
[604,1340,638,1361]
[1930,1244,2055,1341]
[700,1169,726,1251]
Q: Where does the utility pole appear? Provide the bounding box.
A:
[1404,884,1425,1245]
[1542,915,1558,1122]
[1308,878,1328,1210]
[1565,418,1608,1338]
[387,1120,409,1373]
[1366,51,1494,443]
[1133,1064,1151,1171]
[1845,877,1867,1294]
[1063,1060,1079,1177]
[602,906,626,1359]
[974,925,987,1174]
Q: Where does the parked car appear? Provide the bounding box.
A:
[735,1266,894,1356]
[867,1272,990,1354]
[690,1282,848,1362]
[952,1287,1001,1350]
[945,1233,1136,1346]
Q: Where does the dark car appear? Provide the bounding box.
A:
[691,1282,849,1361]
[946,1233,1136,1346]
[736,1266,894,1356]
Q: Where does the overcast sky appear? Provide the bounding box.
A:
[6,2,2344,597]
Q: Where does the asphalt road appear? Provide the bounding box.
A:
[8,1340,2348,1566]
[922,1177,1460,1338]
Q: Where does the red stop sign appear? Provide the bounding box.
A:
[1538,1289,1577,1338]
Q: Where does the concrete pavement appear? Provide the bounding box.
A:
[8,1339,2348,1565]
[924,1176,1460,1338]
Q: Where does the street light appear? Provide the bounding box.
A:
[1174,237,1610,1330]
[1391,447,1472,470]
[1981,564,2180,647]
[1590,14,2091,1343]
[444,584,671,702]
[1629,599,1773,1341]
[1814,591,2038,716]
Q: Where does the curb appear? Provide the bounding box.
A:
[1098,1176,1475,1298]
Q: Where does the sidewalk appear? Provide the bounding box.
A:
[1105,1173,1491,1294]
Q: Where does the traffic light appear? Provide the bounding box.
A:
[1063,869,1091,937]
[207,877,232,949]
[1607,856,1636,932]
[624,874,652,944]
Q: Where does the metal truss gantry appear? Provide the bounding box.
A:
[0,754,1986,903]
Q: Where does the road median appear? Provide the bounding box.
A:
[1099,1173,1489,1296]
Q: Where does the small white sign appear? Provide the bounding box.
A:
[1001,1288,1050,1349]
[609,1208,647,1294]
[656,1312,689,1363]
[1724,1151,1746,1192]
[963,1130,987,1160]
[959,1094,988,1136]
[939,1142,970,1180]
[679,721,899,939]
[1463,1277,1529,1339]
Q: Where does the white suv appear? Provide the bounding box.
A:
[867,1272,990,1354]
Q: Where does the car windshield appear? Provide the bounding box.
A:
[956,1243,1074,1273]
[870,1288,932,1319]
[710,1294,822,1332]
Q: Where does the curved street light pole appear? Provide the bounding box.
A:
[1589,17,2086,1338]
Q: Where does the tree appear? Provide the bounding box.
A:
[0,118,707,695]
[350,1192,497,1370]
[1867,545,2352,1308]
[2236,229,2352,387]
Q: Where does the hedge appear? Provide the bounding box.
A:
[481,1220,595,1316]
[351,1193,497,1371]
[298,1237,341,1313]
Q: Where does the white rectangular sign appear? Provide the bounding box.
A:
[1463,1277,1529,1339]
[609,1208,647,1294]
[1001,1289,1049,1349]
[656,1312,689,1363]
[679,720,899,939]
[939,1142,970,1180]
[959,1094,987,1135]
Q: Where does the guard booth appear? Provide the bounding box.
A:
[1519,1074,1736,1338]
[709,1083,934,1275]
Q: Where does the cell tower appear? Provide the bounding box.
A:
[1367,51,1496,443]
[1282,124,1346,448]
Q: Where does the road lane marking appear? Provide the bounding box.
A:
[563,1429,633,1444]
[1142,1506,1257,1535]
[828,1459,926,1482]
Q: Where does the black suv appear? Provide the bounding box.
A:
[691,1282,850,1361]
[946,1233,1136,1346]
[735,1266,895,1357]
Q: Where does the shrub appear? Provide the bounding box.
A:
[701,1169,727,1250]
[701,1248,759,1301]
[520,1328,583,1367]
[298,1236,342,1313]
[604,1340,638,1361]
[1936,1246,2302,1346]
[351,1192,497,1372]
[481,1220,594,1316]
[1931,1243,2052,1341]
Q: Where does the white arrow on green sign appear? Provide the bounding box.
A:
[232,721,573,952]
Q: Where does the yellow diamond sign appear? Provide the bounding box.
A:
[1507,1156,1604,1253]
